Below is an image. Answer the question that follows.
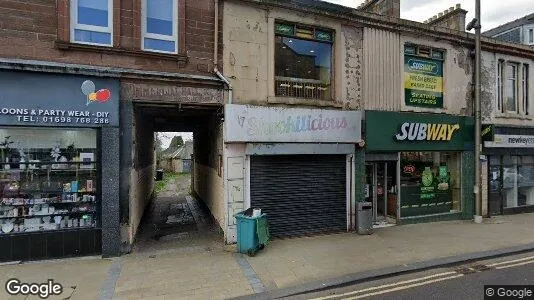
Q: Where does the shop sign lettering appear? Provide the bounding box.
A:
[247,114,348,136]
[225,104,361,143]
[0,107,111,125]
[404,55,443,108]
[395,122,460,142]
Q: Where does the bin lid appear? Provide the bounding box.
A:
[234,212,267,220]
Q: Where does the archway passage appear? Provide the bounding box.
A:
[126,103,224,253]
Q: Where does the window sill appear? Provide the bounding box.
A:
[54,41,189,63]
[268,96,343,108]
[495,113,532,120]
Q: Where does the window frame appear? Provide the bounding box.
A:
[273,21,335,101]
[523,64,530,115]
[70,0,114,47]
[497,59,504,113]
[141,0,179,54]
[525,26,534,45]
[506,62,519,113]
[403,44,446,109]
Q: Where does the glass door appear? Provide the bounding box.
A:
[488,156,503,215]
[365,163,388,224]
[375,163,386,223]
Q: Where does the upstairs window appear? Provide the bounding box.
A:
[529,28,534,45]
[403,44,445,108]
[506,63,518,113]
[71,0,113,46]
[274,22,333,101]
[497,60,504,112]
[142,0,178,53]
[523,64,529,115]
[498,60,530,115]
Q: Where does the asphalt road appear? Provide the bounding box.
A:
[286,252,534,300]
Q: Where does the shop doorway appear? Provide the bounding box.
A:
[365,161,397,226]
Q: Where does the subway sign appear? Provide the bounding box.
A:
[407,59,439,75]
[404,55,443,108]
[395,123,460,141]
[365,111,474,152]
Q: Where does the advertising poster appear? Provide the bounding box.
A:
[404,55,444,108]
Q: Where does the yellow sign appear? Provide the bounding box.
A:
[404,73,443,93]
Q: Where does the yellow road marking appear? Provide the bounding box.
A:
[310,271,458,300]
[344,275,464,300]
[488,255,534,267]
[495,260,534,270]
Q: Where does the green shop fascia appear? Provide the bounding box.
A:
[364,111,474,222]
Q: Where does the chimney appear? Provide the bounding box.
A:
[424,4,467,32]
[357,0,400,18]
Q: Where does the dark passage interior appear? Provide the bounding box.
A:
[126,103,224,253]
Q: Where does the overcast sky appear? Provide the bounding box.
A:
[159,132,193,149]
[325,0,532,31]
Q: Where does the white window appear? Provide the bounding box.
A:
[71,0,113,46]
[142,0,178,54]
[506,63,519,113]
[529,28,534,45]
[497,60,504,112]
[523,64,530,115]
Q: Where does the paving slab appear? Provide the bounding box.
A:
[237,213,534,299]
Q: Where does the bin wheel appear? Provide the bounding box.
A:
[258,244,265,250]
[247,249,256,257]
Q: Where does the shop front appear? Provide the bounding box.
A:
[0,70,120,262]
[483,125,534,215]
[224,104,362,239]
[365,111,474,223]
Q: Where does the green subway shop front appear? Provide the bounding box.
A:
[364,111,474,224]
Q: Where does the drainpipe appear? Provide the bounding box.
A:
[474,0,482,223]
[215,67,233,104]
[213,0,233,104]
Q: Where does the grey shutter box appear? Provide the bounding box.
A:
[250,155,347,237]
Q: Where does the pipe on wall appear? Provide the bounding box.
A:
[213,0,233,104]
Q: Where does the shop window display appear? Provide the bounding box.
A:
[400,152,461,217]
[502,155,534,208]
[0,127,98,235]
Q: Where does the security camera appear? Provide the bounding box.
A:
[466,18,479,31]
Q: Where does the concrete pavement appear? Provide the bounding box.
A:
[1,172,534,300]
[288,251,534,300]
[240,213,534,299]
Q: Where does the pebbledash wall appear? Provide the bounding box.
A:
[0,70,120,261]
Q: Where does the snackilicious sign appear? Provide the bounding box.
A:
[224,104,362,143]
[404,56,443,108]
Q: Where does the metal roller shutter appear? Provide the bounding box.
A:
[250,155,347,237]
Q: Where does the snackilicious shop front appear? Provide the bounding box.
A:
[0,70,120,262]
[364,111,474,223]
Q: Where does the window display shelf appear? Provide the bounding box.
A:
[0,210,96,220]
[0,126,100,240]
[0,226,98,237]
[0,161,97,165]
[0,190,97,198]
[1,200,95,207]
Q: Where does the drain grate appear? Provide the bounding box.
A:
[470,263,494,272]
[455,263,494,274]
[454,266,477,274]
